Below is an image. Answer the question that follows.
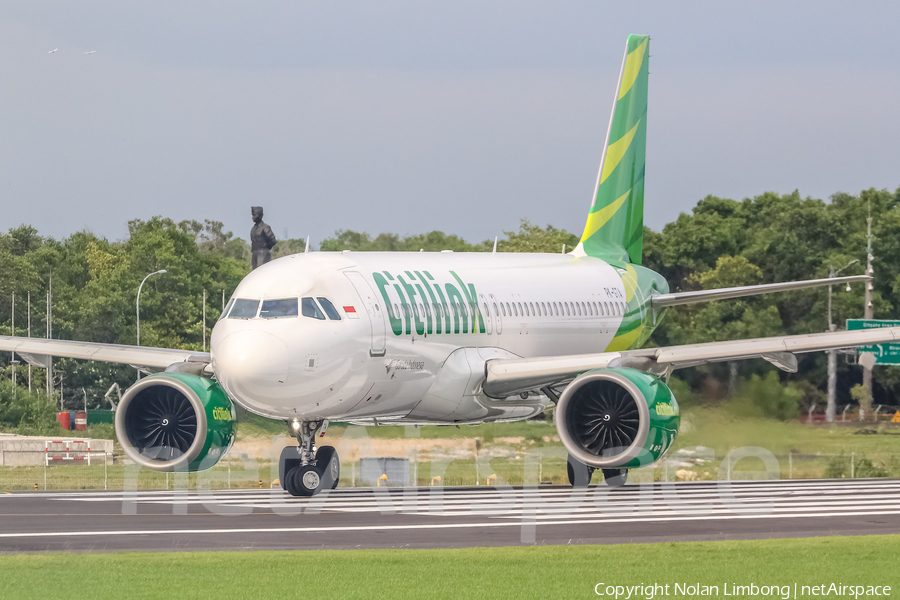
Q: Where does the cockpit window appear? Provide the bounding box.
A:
[260,298,299,319]
[316,297,341,321]
[219,298,234,321]
[228,298,260,319]
[301,297,326,320]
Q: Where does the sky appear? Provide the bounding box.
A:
[1,1,899,246]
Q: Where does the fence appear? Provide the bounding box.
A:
[1,449,897,492]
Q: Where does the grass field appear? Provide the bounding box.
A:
[0,536,897,599]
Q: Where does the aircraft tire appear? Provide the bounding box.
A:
[286,465,323,497]
[566,455,594,487]
[602,468,628,488]
[316,446,340,490]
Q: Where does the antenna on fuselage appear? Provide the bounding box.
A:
[492,237,498,253]
[304,235,310,253]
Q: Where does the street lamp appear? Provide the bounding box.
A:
[828,260,858,332]
[826,259,859,422]
[136,269,167,379]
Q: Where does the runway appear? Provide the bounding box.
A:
[1,478,899,553]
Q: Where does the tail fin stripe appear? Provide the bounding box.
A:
[599,119,641,185]
[617,39,649,100]
[581,188,631,242]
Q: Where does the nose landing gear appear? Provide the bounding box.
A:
[279,420,341,497]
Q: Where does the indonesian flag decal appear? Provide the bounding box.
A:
[344,306,359,319]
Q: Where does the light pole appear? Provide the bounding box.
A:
[136,269,167,380]
[826,259,859,422]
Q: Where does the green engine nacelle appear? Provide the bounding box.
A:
[115,373,236,472]
[556,368,680,469]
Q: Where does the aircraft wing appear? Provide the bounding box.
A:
[482,326,900,398]
[0,336,210,374]
[650,275,870,308]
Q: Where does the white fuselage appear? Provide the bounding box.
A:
[210,251,632,425]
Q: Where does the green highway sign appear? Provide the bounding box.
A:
[847,319,900,365]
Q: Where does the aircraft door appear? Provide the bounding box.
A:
[489,294,502,335]
[344,271,386,357]
[479,294,492,335]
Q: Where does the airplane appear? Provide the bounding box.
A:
[3,34,897,497]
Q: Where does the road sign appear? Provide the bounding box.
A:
[892,411,900,423]
[847,319,900,365]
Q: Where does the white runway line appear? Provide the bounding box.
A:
[30,479,900,504]
[1,509,900,540]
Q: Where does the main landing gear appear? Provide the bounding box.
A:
[279,420,340,497]
[566,455,628,488]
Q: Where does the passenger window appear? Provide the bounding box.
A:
[580,302,586,315]
[228,298,260,319]
[541,302,546,316]
[219,298,235,321]
[501,303,507,317]
[301,297,326,320]
[260,298,299,319]
[493,302,499,317]
[393,303,400,319]
[553,302,559,316]
[513,303,518,317]
[566,303,571,316]
[529,302,534,316]
[483,302,490,318]
[317,297,341,321]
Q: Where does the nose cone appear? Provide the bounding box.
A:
[213,330,290,407]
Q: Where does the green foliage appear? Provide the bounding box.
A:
[0,218,250,410]
[824,455,849,478]
[851,383,874,416]
[499,219,579,253]
[855,458,889,478]
[648,186,900,409]
[665,376,695,407]
[0,379,59,433]
[734,372,801,420]
[319,230,488,252]
[318,220,578,254]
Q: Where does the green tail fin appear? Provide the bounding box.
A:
[576,34,649,265]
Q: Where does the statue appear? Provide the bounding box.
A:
[250,206,277,270]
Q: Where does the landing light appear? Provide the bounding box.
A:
[846,284,852,292]
[291,420,300,431]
